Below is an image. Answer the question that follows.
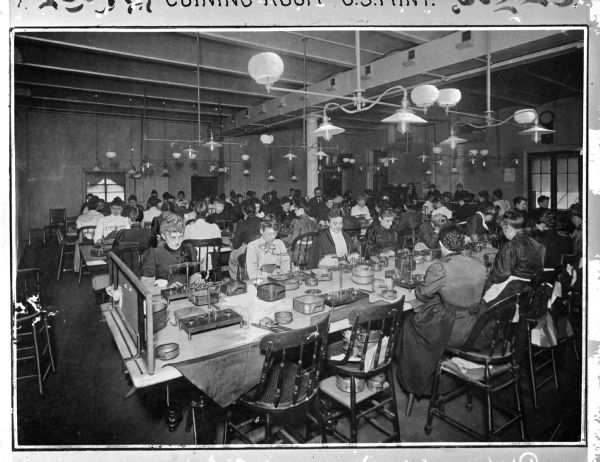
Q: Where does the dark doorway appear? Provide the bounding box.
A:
[191,176,219,202]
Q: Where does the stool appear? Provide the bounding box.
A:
[15,311,56,395]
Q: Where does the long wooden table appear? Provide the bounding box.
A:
[102,248,498,400]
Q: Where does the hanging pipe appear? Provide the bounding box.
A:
[354,30,363,108]
[485,30,493,125]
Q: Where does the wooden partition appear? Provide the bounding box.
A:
[108,252,156,375]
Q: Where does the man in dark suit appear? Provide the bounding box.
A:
[307,187,327,222]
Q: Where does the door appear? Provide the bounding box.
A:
[191,176,219,202]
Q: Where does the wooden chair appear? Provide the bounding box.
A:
[424,290,532,441]
[76,226,97,284]
[16,268,42,305]
[524,276,559,410]
[112,244,146,277]
[182,238,223,281]
[558,252,581,361]
[15,308,56,395]
[222,316,330,444]
[290,231,318,270]
[44,208,67,242]
[318,298,404,443]
[56,228,76,281]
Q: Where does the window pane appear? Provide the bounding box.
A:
[531,174,540,191]
[541,158,551,173]
[567,193,579,208]
[556,192,568,210]
[541,174,551,192]
[557,173,567,192]
[568,173,579,191]
[532,158,540,173]
[568,157,578,173]
[557,157,567,174]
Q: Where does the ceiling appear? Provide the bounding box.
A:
[13,29,584,138]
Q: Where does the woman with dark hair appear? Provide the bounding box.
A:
[245,215,291,279]
[467,203,498,242]
[416,214,447,250]
[477,189,491,207]
[483,210,545,303]
[307,207,359,269]
[112,205,151,250]
[492,189,511,217]
[366,208,399,257]
[531,209,573,271]
[397,224,488,397]
[228,200,263,280]
[184,201,221,240]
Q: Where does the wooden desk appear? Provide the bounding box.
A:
[79,245,108,268]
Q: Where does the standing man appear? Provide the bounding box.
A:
[307,187,327,222]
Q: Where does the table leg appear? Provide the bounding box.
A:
[185,393,215,444]
[164,383,183,432]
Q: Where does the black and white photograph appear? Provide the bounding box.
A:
[6,0,599,457]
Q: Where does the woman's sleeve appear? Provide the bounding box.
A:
[414,262,446,304]
[245,242,260,279]
[489,243,514,284]
[140,248,157,278]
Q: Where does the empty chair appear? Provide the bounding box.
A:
[76,225,97,284]
[424,290,532,441]
[290,231,318,271]
[318,298,404,443]
[222,316,330,444]
[15,305,56,395]
[56,228,76,281]
[182,238,223,281]
[524,276,559,410]
[16,268,42,305]
[44,208,67,243]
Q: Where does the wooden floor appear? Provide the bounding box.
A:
[14,237,584,446]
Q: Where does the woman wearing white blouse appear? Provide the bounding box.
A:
[350,196,372,221]
[246,216,291,279]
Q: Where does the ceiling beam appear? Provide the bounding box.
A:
[461,88,540,109]
[197,31,362,68]
[15,67,261,110]
[378,30,426,45]
[226,30,582,135]
[515,68,583,94]
[16,32,313,87]
[16,41,287,99]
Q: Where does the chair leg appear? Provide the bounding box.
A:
[57,245,64,281]
[424,361,442,435]
[222,409,230,444]
[405,392,415,417]
[32,324,44,395]
[78,259,84,285]
[264,412,272,444]
[349,376,358,443]
[551,348,559,391]
[314,396,327,443]
[386,369,401,442]
[514,374,528,441]
[43,317,56,373]
[527,331,539,410]
[485,389,493,439]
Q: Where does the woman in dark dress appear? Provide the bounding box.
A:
[397,224,488,397]
[366,208,399,257]
[531,209,573,271]
[307,207,359,269]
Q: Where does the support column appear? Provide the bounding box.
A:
[366,149,374,190]
[306,115,319,197]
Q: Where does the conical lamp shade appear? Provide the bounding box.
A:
[381,108,427,124]
[313,121,345,141]
[440,134,467,149]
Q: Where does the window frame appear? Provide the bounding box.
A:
[527,151,581,212]
[83,170,127,204]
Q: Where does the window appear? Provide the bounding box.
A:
[528,152,580,211]
[84,172,126,203]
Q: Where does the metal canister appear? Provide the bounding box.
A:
[366,373,386,391]
[336,375,366,393]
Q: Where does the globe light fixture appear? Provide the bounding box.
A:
[248,52,285,89]
[411,85,440,112]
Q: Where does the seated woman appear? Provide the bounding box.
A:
[245,215,291,280]
[307,207,360,269]
[283,199,318,247]
[467,203,498,242]
[140,214,203,287]
[150,200,176,247]
[483,211,545,304]
[396,224,488,397]
[366,208,399,257]
[112,206,151,250]
[416,214,447,250]
[184,201,221,241]
[531,208,573,272]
